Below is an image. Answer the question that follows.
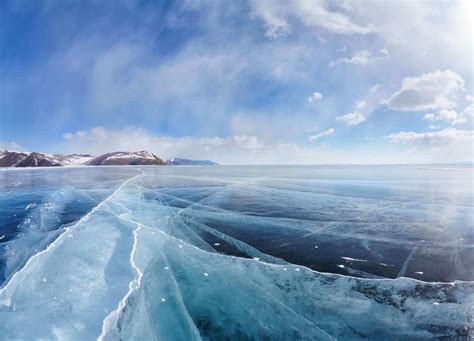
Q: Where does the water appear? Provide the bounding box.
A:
[0,165,472,339]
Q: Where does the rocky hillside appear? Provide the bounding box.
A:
[0,150,29,167]
[0,150,94,167]
[0,150,61,167]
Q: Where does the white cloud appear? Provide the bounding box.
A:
[452,117,467,125]
[308,91,322,103]
[329,50,372,67]
[339,1,472,75]
[386,70,465,111]
[386,128,473,146]
[336,112,365,125]
[308,128,334,141]
[369,84,379,93]
[463,103,474,117]
[423,107,472,125]
[423,113,435,121]
[329,49,388,67]
[251,0,472,75]
[250,0,371,39]
[384,127,473,164]
[354,100,367,109]
[438,109,460,123]
[423,109,458,122]
[427,125,440,130]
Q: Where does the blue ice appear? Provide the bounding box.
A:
[0,166,472,339]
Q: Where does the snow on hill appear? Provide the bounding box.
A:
[56,154,94,167]
[86,151,165,166]
[0,149,217,168]
[0,150,93,168]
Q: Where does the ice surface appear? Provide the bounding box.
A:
[0,165,473,339]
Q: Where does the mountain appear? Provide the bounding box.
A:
[0,149,217,168]
[16,152,62,167]
[165,158,218,166]
[86,151,165,166]
[0,150,61,167]
[0,150,28,167]
[0,150,94,167]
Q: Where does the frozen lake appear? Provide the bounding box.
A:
[0,165,473,339]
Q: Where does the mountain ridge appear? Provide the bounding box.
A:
[165,158,218,166]
[0,149,218,168]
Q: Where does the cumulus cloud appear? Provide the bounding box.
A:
[423,105,473,125]
[423,109,465,125]
[386,128,473,146]
[250,0,371,38]
[308,128,334,142]
[386,70,465,111]
[423,109,459,122]
[307,91,322,103]
[329,49,387,67]
[336,112,366,125]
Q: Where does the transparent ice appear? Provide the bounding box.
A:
[0,166,472,339]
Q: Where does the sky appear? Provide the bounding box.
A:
[0,0,473,164]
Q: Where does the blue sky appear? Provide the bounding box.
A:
[0,0,472,164]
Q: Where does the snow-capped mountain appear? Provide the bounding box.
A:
[0,149,93,168]
[0,149,218,168]
[86,151,165,166]
[0,150,29,167]
[0,150,61,167]
[165,158,218,166]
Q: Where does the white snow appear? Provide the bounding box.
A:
[62,155,94,166]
